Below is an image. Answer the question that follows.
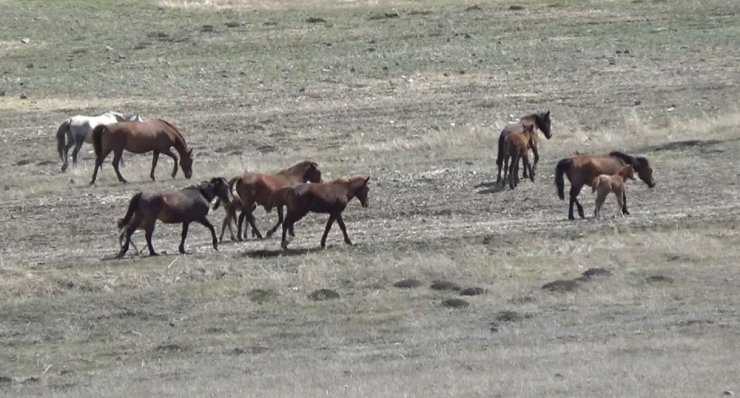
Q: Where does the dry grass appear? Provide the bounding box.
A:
[1,0,739,396]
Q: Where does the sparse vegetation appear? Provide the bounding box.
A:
[0,0,739,396]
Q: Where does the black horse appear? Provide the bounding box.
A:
[116,177,231,259]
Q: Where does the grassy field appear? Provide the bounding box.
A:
[1,0,739,396]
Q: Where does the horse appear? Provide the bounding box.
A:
[591,165,635,219]
[89,119,193,185]
[212,176,257,242]
[496,110,552,185]
[279,176,370,249]
[501,123,536,189]
[555,151,655,220]
[116,177,231,259]
[232,161,322,239]
[56,111,143,172]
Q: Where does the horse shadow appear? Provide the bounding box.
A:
[474,181,505,195]
[241,247,324,258]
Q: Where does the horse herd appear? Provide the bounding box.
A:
[53,110,655,258]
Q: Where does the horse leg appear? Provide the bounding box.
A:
[594,190,606,219]
[145,223,158,256]
[160,148,179,179]
[265,206,284,238]
[198,218,219,251]
[335,213,352,245]
[616,188,626,217]
[509,154,518,189]
[501,155,509,187]
[530,145,540,178]
[320,214,337,248]
[115,223,137,259]
[89,148,111,185]
[179,222,190,254]
[71,141,83,168]
[568,184,584,220]
[281,211,298,249]
[61,133,75,172]
[150,150,160,181]
[523,153,534,182]
[111,149,127,183]
[245,210,264,239]
[621,189,630,215]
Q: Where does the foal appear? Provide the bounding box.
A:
[502,123,536,189]
[116,177,231,259]
[591,165,635,219]
[212,176,257,242]
[279,176,370,249]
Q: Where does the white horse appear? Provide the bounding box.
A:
[56,111,143,172]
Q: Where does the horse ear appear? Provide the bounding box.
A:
[189,149,193,156]
[364,176,370,185]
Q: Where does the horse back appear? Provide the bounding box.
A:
[157,189,208,223]
[571,156,626,187]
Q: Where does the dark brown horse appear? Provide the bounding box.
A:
[502,124,535,189]
[90,119,194,184]
[555,151,655,220]
[279,176,370,249]
[496,111,552,185]
[233,161,322,239]
[116,177,231,259]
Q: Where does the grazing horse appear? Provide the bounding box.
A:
[592,165,635,219]
[212,176,257,242]
[501,124,536,189]
[555,151,655,220]
[232,161,322,239]
[56,111,142,171]
[279,176,370,249]
[496,110,552,184]
[89,119,193,184]
[116,177,231,259]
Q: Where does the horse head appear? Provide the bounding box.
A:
[537,110,552,139]
[209,177,232,206]
[353,176,370,208]
[180,148,194,179]
[620,164,636,181]
[634,157,655,188]
[302,161,322,183]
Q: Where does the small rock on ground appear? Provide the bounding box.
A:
[541,279,579,292]
[441,298,469,308]
[431,280,461,291]
[309,288,340,301]
[582,268,612,279]
[646,275,673,283]
[460,287,485,296]
[393,278,423,288]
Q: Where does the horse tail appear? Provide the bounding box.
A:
[555,158,572,200]
[92,124,106,158]
[56,120,70,161]
[496,131,506,168]
[118,192,142,228]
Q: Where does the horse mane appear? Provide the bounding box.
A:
[158,119,187,145]
[608,151,637,165]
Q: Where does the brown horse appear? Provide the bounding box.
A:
[592,165,635,219]
[116,177,231,259]
[212,176,257,242]
[496,110,552,184]
[233,161,322,239]
[279,176,370,249]
[90,119,194,184]
[502,124,535,189]
[555,151,655,220]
